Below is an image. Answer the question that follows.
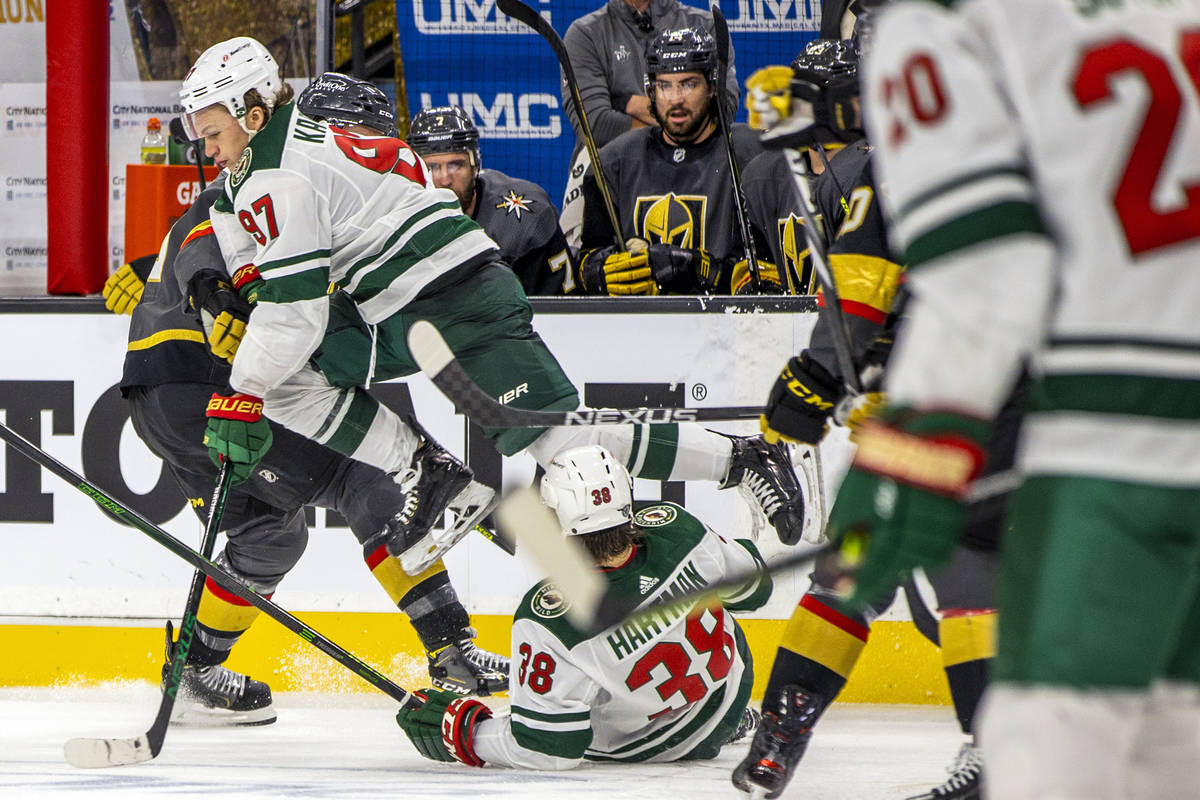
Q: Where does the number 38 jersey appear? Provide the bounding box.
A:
[472,504,772,770]
[208,102,498,399]
[864,0,1200,486]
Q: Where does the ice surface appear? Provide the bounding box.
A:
[0,685,965,799]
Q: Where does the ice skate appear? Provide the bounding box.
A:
[385,439,495,574]
[725,705,762,745]
[722,435,807,545]
[905,740,983,799]
[163,637,275,726]
[731,685,821,799]
[427,628,509,696]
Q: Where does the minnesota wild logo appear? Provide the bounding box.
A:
[231,147,253,186]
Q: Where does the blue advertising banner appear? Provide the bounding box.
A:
[396,0,819,207]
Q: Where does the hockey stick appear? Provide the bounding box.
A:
[64,463,232,768]
[496,487,842,634]
[495,0,625,250]
[0,423,421,755]
[407,319,763,427]
[709,2,764,291]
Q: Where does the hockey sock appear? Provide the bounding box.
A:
[939,609,996,733]
[190,575,271,666]
[762,592,871,714]
[363,549,470,650]
[527,424,732,483]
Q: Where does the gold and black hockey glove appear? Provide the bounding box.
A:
[761,351,844,446]
[731,259,784,294]
[187,269,252,364]
[102,254,156,315]
[580,245,716,295]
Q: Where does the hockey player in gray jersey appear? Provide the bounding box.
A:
[578,26,769,296]
[179,36,810,551]
[396,444,770,769]
[406,106,579,296]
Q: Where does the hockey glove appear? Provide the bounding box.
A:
[188,269,252,364]
[825,407,989,607]
[395,688,493,767]
[203,393,272,484]
[731,259,783,295]
[102,263,146,315]
[761,352,844,446]
[396,690,457,763]
[746,65,795,131]
[581,245,715,295]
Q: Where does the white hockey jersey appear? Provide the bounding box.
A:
[863,0,1200,486]
[208,103,498,398]
[472,503,772,770]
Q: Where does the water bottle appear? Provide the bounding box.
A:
[140,117,166,164]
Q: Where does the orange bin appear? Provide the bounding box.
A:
[123,164,220,262]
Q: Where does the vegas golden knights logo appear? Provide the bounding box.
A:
[779,213,818,295]
[634,193,708,248]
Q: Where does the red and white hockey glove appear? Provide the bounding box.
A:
[203,392,272,484]
[441,696,493,767]
[824,406,989,607]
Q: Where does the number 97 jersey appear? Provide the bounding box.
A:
[862,0,1200,485]
[470,504,772,770]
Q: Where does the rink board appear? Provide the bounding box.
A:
[0,297,949,703]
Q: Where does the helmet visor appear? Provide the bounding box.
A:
[180,101,238,142]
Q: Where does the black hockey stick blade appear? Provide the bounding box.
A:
[0,422,421,725]
[407,319,764,426]
[64,464,234,768]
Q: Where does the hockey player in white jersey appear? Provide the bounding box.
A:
[821,2,1200,799]
[178,36,811,556]
[395,444,771,769]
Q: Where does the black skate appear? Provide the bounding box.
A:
[427,628,509,696]
[162,635,275,726]
[731,685,821,799]
[725,705,762,745]
[905,741,983,799]
[722,436,807,545]
[386,440,495,574]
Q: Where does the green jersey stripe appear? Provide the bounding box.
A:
[892,164,1029,222]
[258,248,331,275]
[586,684,728,762]
[321,388,378,455]
[253,268,331,304]
[350,216,483,303]
[1030,373,1200,421]
[512,720,592,759]
[511,706,591,724]
[638,423,680,481]
[342,200,462,284]
[905,201,1046,270]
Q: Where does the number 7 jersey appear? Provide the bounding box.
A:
[863,0,1200,486]
[471,504,772,770]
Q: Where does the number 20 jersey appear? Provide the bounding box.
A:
[472,504,772,770]
[864,0,1200,486]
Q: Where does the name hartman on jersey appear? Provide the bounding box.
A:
[606,560,708,661]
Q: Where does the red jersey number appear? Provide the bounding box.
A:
[239,194,279,246]
[1072,32,1200,257]
[624,607,736,720]
[331,132,427,187]
[517,642,556,695]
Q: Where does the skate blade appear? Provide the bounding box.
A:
[790,443,827,545]
[169,702,277,727]
[400,482,497,575]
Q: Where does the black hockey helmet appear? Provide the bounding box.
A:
[298,72,399,137]
[407,106,481,170]
[645,26,719,83]
[789,38,863,145]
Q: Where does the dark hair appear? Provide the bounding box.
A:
[581,521,644,563]
[244,82,295,124]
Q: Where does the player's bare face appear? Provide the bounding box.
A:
[653,72,713,145]
[193,106,252,172]
[423,152,477,214]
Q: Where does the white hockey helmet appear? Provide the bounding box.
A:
[540,446,634,536]
[180,37,282,138]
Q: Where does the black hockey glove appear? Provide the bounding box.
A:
[187,269,252,364]
[761,351,844,446]
[580,244,715,295]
